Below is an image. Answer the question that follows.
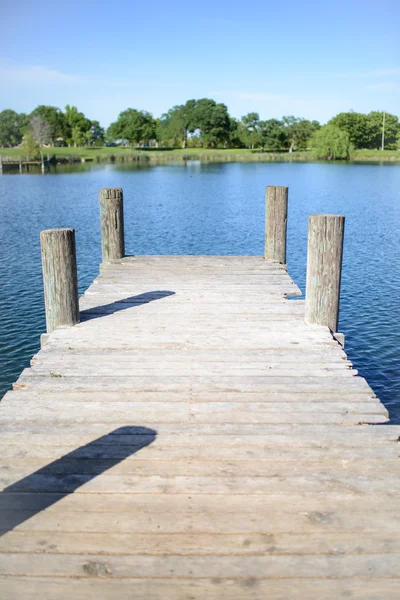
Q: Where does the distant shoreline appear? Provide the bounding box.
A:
[1,147,399,165]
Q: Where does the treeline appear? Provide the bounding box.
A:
[0,106,104,149]
[1,101,399,160]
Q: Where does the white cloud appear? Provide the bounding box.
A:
[0,64,83,85]
[0,62,138,89]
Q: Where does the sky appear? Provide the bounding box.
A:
[0,0,399,127]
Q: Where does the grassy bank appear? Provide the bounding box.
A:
[1,146,399,163]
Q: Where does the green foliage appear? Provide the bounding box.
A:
[71,125,87,147]
[20,132,40,160]
[368,111,399,150]
[228,118,246,148]
[310,125,352,160]
[259,119,286,150]
[0,102,399,155]
[0,110,27,146]
[238,115,319,151]
[194,99,231,147]
[329,112,371,149]
[240,113,261,148]
[107,109,157,146]
[85,121,105,146]
[159,99,230,148]
[64,105,92,146]
[282,116,320,151]
[29,106,68,143]
[159,100,197,148]
[329,111,399,150]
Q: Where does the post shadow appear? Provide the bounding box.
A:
[0,426,157,536]
[80,290,175,321]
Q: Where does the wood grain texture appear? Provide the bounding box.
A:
[264,186,288,263]
[305,214,345,332]
[99,188,125,263]
[0,255,397,598]
[40,228,79,333]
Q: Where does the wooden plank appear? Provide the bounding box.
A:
[2,552,400,578]
[2,443,396,461]
[2,530,400,556]
[0,496,399,533]
[4,390,381,405]
[0,403,387,424]
[3,457,400,479]
[26,365,360,378]
[1,577,399,600]
[13,374,373,393]
[2,472,399,494]
[1,422,398,443]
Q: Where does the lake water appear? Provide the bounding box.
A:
[0,161,399,421]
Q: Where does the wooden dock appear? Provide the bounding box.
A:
[0,155,49,173]
[0,189,399,598]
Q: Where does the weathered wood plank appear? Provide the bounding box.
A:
[2,530,400,556]
[1,577,400,600]
[1,495,399,533]
[2,552,400,578]
[2,473,399,494]
[0,403,387,424]
[2,457,400,478]
[2,577,400,600]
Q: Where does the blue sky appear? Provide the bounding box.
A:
[0,0,398,127]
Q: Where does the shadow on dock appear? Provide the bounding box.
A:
[80,290,176,320]
[0,426,157,536]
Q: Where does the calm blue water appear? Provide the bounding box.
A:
[0,161,399,421]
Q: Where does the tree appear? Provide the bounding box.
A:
[194,100,231,147]
[310,125,352,160]
[368,111,399,150]
[107,109,157,146]
[0,110,27,146]
[64,105,92,146]
[20,132,40,160]
[85,121,105,146]
[159,101,197,148]
[30,116,53,160]
[228,117,246,148]
[258,119,287,150]
[30,116,52,147]
[29,106,68,144]
[282,116,320,152]
[71,125,86,147]
[240,113,261,148]
[328,112,371,149]
[329,110,399,149]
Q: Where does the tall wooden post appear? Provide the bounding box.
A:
[264,186,288,264]
[40,228,79,334]
[305,214,345,333]
[99,188,125,263]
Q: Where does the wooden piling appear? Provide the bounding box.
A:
[40,228,79,334]
[305,214,345,333]
[99,188,125,263]
[264,186,288,263]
